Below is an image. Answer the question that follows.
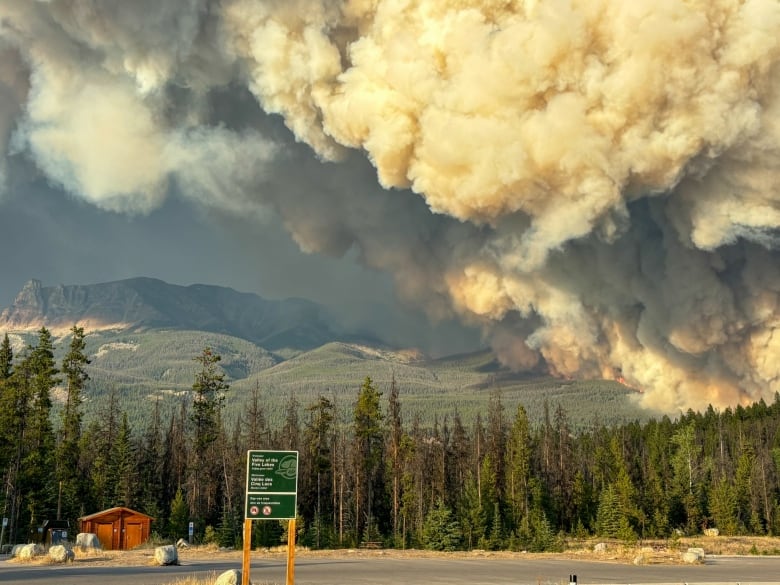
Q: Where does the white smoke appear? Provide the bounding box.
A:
[2,0,780,412]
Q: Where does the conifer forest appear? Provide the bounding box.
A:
[3,328,780,552]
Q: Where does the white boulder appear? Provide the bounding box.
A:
[215,569,254,585]
[154,544,178,566]
[76,532,101,550]
[682,548,706,564]
[49,545,75,563]
[17,543,44,559]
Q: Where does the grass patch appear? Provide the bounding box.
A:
[162,573,278,585]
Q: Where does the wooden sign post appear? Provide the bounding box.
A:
[287,518,296,585]
[242,450,299,585]
[242,518,252,585]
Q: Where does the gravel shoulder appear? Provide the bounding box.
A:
[7,536,780,569]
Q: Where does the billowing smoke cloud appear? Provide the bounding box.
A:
[2,0,780,413]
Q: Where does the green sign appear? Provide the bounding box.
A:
[245,450,298,520]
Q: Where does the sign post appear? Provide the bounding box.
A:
[243,450,299,585]
[0,517,7,551]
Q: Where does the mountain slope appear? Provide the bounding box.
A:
[75,332,648,432]
[0,278,653,431]
[0,277,339,351]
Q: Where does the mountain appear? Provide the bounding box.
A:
[0,277,341,351]
[0,278,652,430]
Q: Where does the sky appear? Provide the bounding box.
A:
[0,129,483,357]
[2,0,780,413]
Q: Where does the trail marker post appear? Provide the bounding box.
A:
[243,450,299,585]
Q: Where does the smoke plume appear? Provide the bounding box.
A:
[2,0,780,412]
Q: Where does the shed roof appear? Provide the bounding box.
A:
[79,506,155,521]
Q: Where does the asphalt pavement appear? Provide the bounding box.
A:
[1,552,780,585]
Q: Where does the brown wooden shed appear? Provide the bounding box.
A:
[79,507,154,550]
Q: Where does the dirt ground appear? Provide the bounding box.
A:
[9,535,780,568]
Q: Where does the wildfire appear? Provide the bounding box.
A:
[615,375,643,393]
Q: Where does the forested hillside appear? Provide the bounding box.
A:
[2,328,780,552]
[3,327,648,432]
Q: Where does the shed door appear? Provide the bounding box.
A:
[125,523,143,550]
[96,523,114,550]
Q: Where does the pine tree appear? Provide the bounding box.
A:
[551,404,574,530]
[709,479,739,535]
[246,382,271,449]
[447,411,471,503]
[302,395,335,548]
[280,391,300,451]
[21,328,59,530]
[137,399,164,525]
[188,348,229,525]
[353,377,384,543]
[0,333,11,379]
[0,333,15,491]
[487,501,504,550]
[162,398,189,509]
[670,422,703,533]
[458,472,486,550]
[169,488,189,540]
[427,417,447,509]
[735,441,756,531]
[85,387,122,510]
[190,348,229,454]
[595,484,622,538]
[57,326,90,524]
[0,335,25,544]
[422,498,462,551]
[505,404,532,528]
[386,373,404,542]
[113,413,136,507]
[218,503,237,548]
[397,433,417,548]
[485,386,506,502]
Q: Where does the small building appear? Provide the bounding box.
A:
[79,507,154,550]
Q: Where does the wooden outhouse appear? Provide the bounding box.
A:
[79,507,154,550]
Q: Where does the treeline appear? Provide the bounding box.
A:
[2,329,780,551]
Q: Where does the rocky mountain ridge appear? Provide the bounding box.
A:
[0,277,342,351]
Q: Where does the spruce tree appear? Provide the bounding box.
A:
[188,348,228,525]
[422,498,462,551]
[137,399,164,523]
[459,472,486,549]
[353,377,384,543]
[595,484,622,537]
[386,374,404,542]
[505,404,532,528]
[57,326,89,524]
[0,334,23,543]
[280,391,300,451]
[0,333,12,380]
[169,488,189,540]
[302,395,335,548]
[0,334,14,477]
[21,327,59,530]
[113,413,135,507]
